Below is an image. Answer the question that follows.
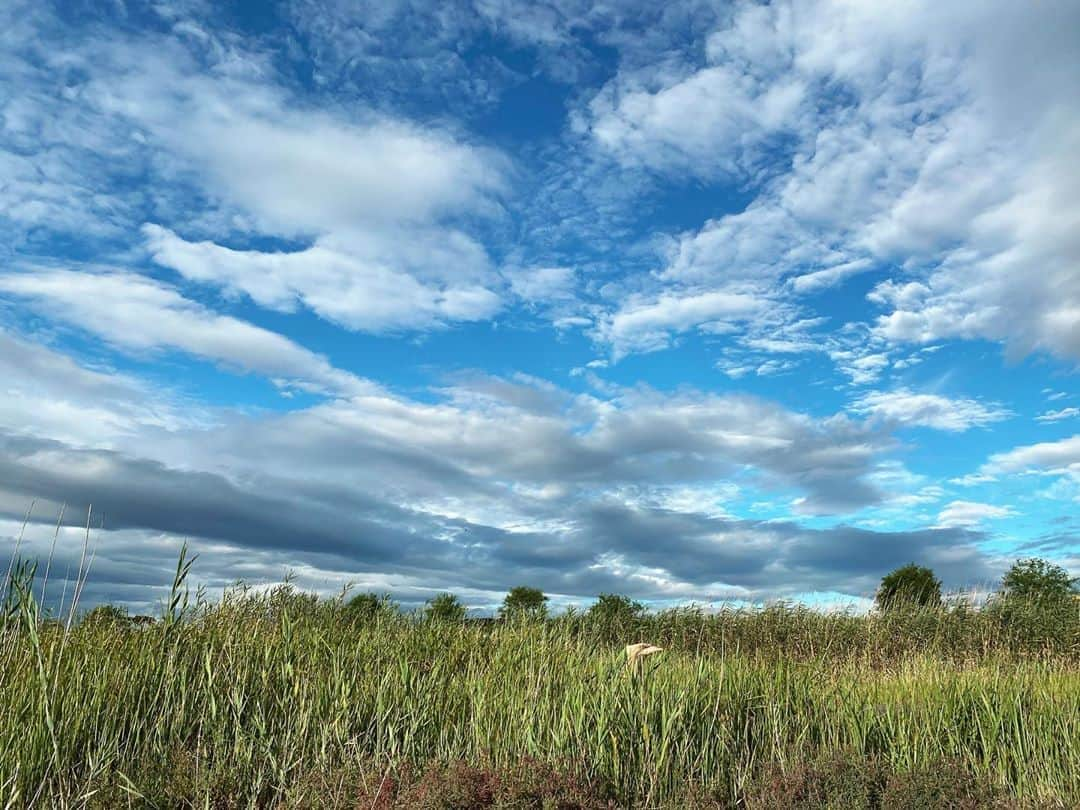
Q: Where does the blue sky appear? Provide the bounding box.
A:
[0,0,1077,612]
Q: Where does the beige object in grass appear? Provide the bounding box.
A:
[625,642,663,672]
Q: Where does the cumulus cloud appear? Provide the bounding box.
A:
[0,5,514,333]
[585,0,1080,365]
[848,389,1010,432]
[585,1,807,179]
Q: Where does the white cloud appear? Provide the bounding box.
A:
[788,259,875,294]
[983,435,1080,476]
[849,389,1010,432]
[583,0,1080,365]
[0,269,370,396]
[79,35,508,235]
[0,329,205,449]
[124,68,511,331]
[143,225,501,333]
[503,266,577,303]
[598,287,769,358]
[586,2,807,179]
[936,500,1016,528]
[829,350,890,386]
[1036,407,1079,423]
[716,357,798,379]
[116,53,510,333]
[1,14,510,334]
[949,473,996,488]
[978,433,1080,509]
[587,63,804,179]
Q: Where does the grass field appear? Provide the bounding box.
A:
[2,563,1079,808]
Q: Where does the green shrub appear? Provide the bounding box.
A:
[424,592,467,622]
[875,564,943,611]
[345,591,398,623]
[499,585,548,621]
[586,593,645,640]
[1001,558,1078,604]
[79,603,131,630]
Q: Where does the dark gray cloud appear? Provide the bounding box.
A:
[0,330,1001,609]
[0,426,998,611]
[0,433,447,567]
[191,383,892,515]
[0,332,1000,611]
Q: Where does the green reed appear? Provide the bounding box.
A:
[1,582,1078,807]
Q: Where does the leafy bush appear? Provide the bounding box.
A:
[345,591,398,623]
[1001,558,1077,604]
[875,564,942,611]
[423,592,467,622]
[587,592,645,633]
[80,603,130,630]
[499,585,548,621]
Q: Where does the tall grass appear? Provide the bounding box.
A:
[1,574,1078,807]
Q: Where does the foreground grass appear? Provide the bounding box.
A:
[1,587,1079,807]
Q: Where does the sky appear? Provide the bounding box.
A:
[0,0,1077,614]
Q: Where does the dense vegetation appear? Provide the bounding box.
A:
[0,556,1078,808]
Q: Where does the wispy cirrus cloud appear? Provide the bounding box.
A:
[848,389,1010,432]
[1037,408,1079,424]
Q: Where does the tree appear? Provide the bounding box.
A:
[1001,558,1077,604]
[875,564,942,611]
[499,586,548,621]
[80,604,131,629]
[345,591,397,622]
[587,593,645,627]
[423,592,467,622]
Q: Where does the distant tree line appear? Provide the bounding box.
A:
[52,555,1079,630]
[339,556,1079,628]
[873,558,1078,612]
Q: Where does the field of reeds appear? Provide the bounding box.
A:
[2,558,1079,808]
